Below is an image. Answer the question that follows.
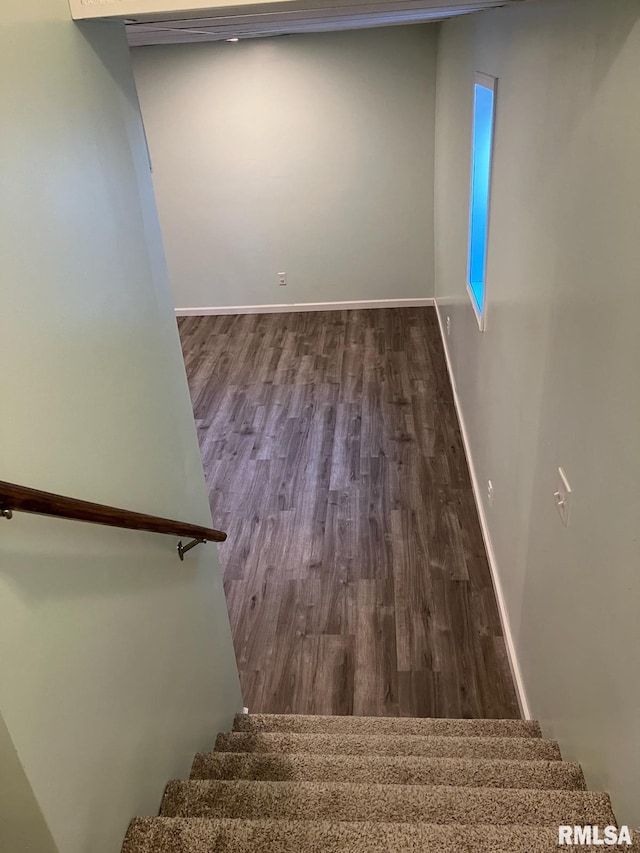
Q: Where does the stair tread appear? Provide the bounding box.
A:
[215,731,562,761]
[233,713,540,739]
[160,779,615,825]
[191,751,585,789]
[124,818,638,853]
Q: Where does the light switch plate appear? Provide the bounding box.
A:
[554,467,572,527]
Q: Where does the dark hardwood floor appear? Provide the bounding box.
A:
[178,308,520,719]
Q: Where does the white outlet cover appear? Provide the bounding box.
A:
[554,467,572,527]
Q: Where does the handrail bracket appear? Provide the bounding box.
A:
[1,507,13,520]
[177,537,206,561]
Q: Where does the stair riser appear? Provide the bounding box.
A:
[123,819,639,853]
[215,733,563,761]
[191,753,585,790]
[233,714,542,739]
[161,781,615,826]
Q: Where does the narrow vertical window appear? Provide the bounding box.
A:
[468,73,497,330]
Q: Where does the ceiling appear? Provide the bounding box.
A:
[125,0,526,46]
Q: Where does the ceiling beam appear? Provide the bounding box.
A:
[69,0,514,22]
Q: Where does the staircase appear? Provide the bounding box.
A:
[122,713,632,852]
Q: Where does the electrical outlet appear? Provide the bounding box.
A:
[446,315,451,337]
[554,467,572,527]
[487,479,494,507]
[278,272,287,286]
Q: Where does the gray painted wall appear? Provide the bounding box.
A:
[0,4,242,852]
[0,714,58,853]
[131,26,437,310]
[435,0,640,823]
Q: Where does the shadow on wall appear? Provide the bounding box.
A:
[2,515,201,600]
[0,714,58,853]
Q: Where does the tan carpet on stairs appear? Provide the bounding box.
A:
[121,713,636,852]
[213,731,563,760]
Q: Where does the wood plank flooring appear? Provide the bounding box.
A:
[178,308,520,719]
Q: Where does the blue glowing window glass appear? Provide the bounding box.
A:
[468,77,496,325]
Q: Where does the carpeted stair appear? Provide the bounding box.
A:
[122,713,634,852]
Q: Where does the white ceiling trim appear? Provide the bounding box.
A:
[127,15,455,44]
[127,0,514,21]
[123,0,524,45]
[127,6,496,44]
[71,0,522,21]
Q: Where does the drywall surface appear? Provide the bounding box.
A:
[434,0,640,822]
[0,5,242,853]
[0,713,59,853]
[131,26,436,310]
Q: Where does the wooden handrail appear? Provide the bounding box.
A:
[0,480,226,557]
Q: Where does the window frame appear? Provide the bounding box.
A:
[467,72,498,332]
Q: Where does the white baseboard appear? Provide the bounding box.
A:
[175,297,435,316]
[433,299,531,721]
